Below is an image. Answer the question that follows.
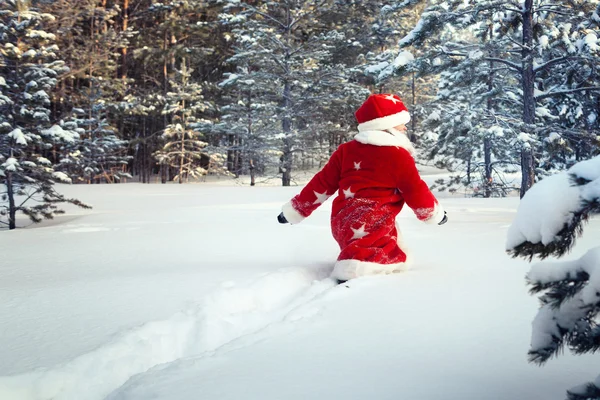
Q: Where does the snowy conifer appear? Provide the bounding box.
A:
[360,2,422,91]
[42,0,131,184]
[0,0,90,230]
[220,1,368,186]
[155,60,213,183]
[417,22,520,197]
[124,0,219,183]
[397,0,600,197]
[507,155,600,399]
[58,88,131,183]
[216,68,274,182]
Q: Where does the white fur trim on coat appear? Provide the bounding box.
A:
[354,129,415,155]
[357,110,410,132]
[418,202,445,225]
[331,259,411,281]
[281,201,305,224]
[395,220,412,262]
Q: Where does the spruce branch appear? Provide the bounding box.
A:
[528,270,590,299]
[535,87,600,101]
[567,382,600,400]
[534,56,575,74]
[570,321,600,355]
[439,49,523,72]
[508,174,599,260]
[507,213,587,260]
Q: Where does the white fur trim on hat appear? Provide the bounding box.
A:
[281,201,305,224]
[357,110,410,132]
[354,129,415,155]
[331,259,411,281]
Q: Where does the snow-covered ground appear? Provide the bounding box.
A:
[0,170,597,400]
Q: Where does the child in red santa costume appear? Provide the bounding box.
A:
[277,93,447,282]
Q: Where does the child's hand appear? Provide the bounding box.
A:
[277,212,289,224]
[438,211,448,225]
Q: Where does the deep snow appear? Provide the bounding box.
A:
[0,172,598,400]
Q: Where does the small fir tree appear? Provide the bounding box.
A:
[155,61,212,183]
[0,0,90,230]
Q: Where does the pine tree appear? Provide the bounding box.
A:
[359,1,422,91]
[396,0,600,197]
[40,0,131,184]
[507,155,600,400]
[216,68,274,182]
[220,0,369,186]
[417,22,520,197]
[58,89,132,183]
[123,0,221,183]
[356,1,437,143]
[0,0,90,230]
[155,60,213,183]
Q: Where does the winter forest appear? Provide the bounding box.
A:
[1,1,600,400]
[2,0,599,226]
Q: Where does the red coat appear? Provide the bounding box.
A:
[282,129,445,280]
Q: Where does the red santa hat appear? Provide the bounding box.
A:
[355,94,411,132]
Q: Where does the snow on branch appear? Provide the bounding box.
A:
[507,155,600,398]
[483,57,522,72]
[568,378,600,400]
[525,246,600,367]
[507,156,600,260]
[398,16,429,48]
[438,49,522,72]
[533,56,573,74]
[535,87,600,101]
[236,3,287,30]
[534,4,574,17]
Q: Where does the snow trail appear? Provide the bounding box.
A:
[0,265,335,400]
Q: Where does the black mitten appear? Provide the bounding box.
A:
[438,211,448,225]
[277,212,289,224]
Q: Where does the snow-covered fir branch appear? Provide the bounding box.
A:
[507,155,600,399]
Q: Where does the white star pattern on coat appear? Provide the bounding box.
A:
[384,94,400,104]
[354,161,362,170]
[313,191,330,204]
[351,224,369,240]
[343,187,355,199]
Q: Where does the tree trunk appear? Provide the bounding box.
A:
[138,117,144,183]
[282,140,292,186]
[281,79,292,186]
[466,155,472,185]
[142,123,148,183]
[235,138,242,178]
[483,136,492,197]
[160,163,167,184]
[227,134,234,172]
[6,171,16,230]
[179,98,186,184]
[484,49,495,198]
[101,0,108,33]
[121,0,129,81]
[281,7,293,187]
[179,136,185,184]
[520,0,536,198]
[163,30,169,129]
[246,92,254,185]
[520,149,535,197]
[249,159,255,186]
